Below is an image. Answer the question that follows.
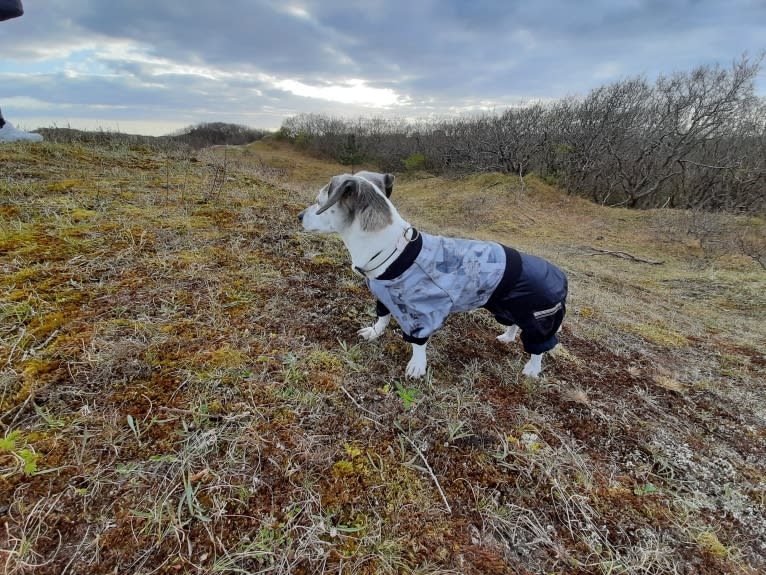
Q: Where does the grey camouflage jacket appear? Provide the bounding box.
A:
[367,230,568,354]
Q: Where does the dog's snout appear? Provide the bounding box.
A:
[298,209,305,222]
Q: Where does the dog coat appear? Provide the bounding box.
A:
[367,230,568,354]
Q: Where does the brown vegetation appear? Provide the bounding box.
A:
[0,138,764,574]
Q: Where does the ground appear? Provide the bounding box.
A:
[0,138,764,574]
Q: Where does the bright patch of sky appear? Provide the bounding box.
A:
[274,79,406,107]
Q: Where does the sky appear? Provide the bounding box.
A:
[1,0,764,136]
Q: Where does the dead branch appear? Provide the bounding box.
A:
[586,247,664,265]
[395,422,452,514]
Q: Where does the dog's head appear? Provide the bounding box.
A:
[299,172,395,234]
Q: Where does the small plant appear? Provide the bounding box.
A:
[181,469,211,523]
[281,352,304,384]
[394,381,420,410]
[633,482,658,496]
[0,431,40,477]
[445,419,473,443]
[127,414,142,445]
[337,339,364,371]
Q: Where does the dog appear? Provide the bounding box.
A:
[298,171,568,379]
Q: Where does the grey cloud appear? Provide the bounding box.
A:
[0,0,763,134]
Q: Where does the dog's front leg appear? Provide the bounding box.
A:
[522,353,543,378]
[357,314,390,341]
[406,342,428,378]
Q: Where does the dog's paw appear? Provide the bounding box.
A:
[522,363,541,378]
[497,325,519,344]
[406,342,428,378]
[522,355,542,378]
[357,326,382,341]
[358,316,390,342]
[406,356,427,379]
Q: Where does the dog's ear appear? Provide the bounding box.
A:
[383,173,395,198]
[356,171,395,198]
[349,178,393,231]
[316,176,354,215]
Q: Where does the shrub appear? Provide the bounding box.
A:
[403,152,426,172]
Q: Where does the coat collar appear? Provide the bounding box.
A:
[373,228,422,280]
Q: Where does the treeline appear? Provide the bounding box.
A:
[280,58,765,213]
[39,122,268,150]
[170,122,269,148]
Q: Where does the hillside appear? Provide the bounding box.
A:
[1,138,764,574]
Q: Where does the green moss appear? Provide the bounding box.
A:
[306,349,344,372]
[695,531,730,559]
[331,460,356,478]
[204,345,249,369]
[0,431,23,452]
[623,322,689,346]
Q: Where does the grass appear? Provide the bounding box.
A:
[0,136,764,574]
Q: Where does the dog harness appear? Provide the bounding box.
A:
[366,230,568,354]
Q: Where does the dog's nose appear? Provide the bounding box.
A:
[298,210,304,222]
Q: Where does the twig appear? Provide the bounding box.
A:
[518,163,526,194]
[2,393,35,428]
[158,406,251,421]
[21,329,60,362]
[61,525,92,574]
[339,385,383,428]
[680,159,732,170]
[395,422,452,514]
[586,247,664,265]
[5,327,26,366]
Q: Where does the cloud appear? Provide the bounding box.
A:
[0,0,763,135]
[273,78,406,107]
[592,61,624,81]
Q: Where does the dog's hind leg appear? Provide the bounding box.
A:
[522,354,543,378]
[358,314,391,341]
[496,325,519,344]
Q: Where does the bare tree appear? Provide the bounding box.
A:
[279,57,765,214]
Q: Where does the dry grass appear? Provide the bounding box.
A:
[1,138,764,574]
